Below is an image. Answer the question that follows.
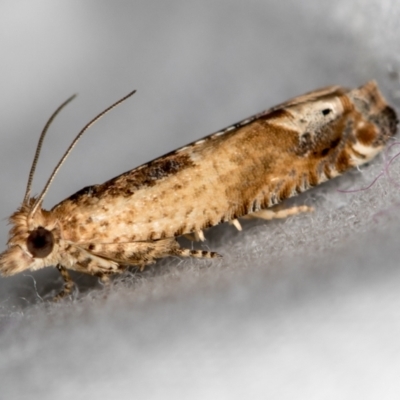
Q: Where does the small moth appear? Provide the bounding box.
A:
[0,81,397,298]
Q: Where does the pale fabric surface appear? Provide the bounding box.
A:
[1,1,400,399]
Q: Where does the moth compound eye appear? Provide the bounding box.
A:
[27,227,54,258]
[322,108,332,116]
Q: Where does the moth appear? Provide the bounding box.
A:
[0,81,397,298]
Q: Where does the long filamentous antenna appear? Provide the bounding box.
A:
[23,94,77,205]
[29,89,137,218]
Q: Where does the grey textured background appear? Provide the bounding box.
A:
[1,1,400,399]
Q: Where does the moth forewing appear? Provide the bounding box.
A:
[0,80,397,298]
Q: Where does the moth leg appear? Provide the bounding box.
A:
[54,265,75,301]
[172,248,222,259]
[138,263,147,272]
[243,205,313,221]
[96,271,111,285]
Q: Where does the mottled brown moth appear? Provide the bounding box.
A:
[0,81,397,298]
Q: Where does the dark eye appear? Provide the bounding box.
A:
[322,108,331,116]
[27,227,54,258]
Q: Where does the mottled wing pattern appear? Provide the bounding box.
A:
[0,81,397,295]
[52,82,396,251]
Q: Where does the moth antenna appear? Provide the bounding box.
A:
[29,89,137,218]
[23,94,77,205]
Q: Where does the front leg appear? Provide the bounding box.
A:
[54,264,75,301]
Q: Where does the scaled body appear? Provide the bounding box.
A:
[0,81,397,295]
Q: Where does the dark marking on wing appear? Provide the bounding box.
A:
[64,153,194,203]
[67,185,96,202]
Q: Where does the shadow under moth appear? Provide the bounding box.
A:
[0,81,397,299]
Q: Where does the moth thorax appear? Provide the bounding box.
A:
[27,226,54,258]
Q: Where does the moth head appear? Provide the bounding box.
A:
[0,202,62,276]
[0,90,137,277]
